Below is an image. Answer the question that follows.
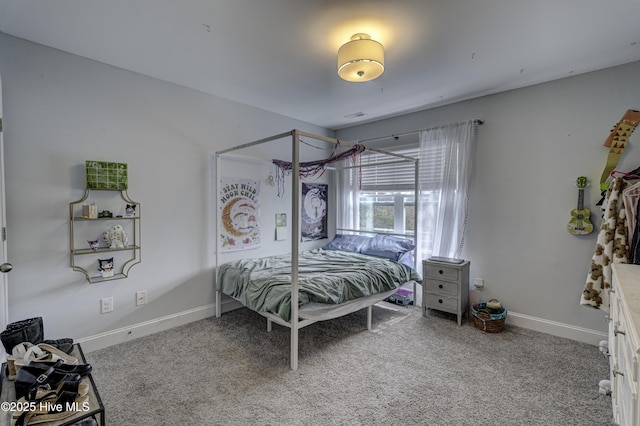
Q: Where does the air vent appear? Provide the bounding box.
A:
[344,112,367,119]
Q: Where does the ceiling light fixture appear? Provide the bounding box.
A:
[337,33,384,82]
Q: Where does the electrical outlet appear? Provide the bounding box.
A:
[136,290,147,306]
[474,278,484,288]
[101,297,114,314]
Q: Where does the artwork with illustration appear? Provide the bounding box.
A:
[301,183,327,241]
[219,177,261,251]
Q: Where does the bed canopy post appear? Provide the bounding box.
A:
[215,153,222,317]
[414,159,419,269]
[291,130,301,371]
[214,131,293,318]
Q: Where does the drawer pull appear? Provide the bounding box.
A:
[438,284,443,289]
[438,299,443,304]
[438,270,444,274]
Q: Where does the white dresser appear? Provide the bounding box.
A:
[610,263,640,425]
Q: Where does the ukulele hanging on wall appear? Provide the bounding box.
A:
[567,176,593,235]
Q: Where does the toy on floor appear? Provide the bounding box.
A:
[385,288,414,306]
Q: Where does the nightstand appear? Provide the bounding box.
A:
[422,259,470,326]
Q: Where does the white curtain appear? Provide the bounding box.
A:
[336,162,360,233]
[417,120,476,261]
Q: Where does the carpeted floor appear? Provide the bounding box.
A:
[86,304,613,425]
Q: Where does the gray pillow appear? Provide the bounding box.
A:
[361,234,416,261]
[322,234,371,253]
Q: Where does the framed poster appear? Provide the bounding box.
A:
[219,177,261,251]
[301,183,327,241]
[276,213,287,241]
[276,213,287,227]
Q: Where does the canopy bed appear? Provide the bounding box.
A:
[214,129,420,370]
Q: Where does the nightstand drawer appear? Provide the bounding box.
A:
[424,280,458,296]
[424,264,459,281]
[425,295,458,313]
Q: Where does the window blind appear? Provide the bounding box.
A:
[359,146,418,191]
[359,144,444,191]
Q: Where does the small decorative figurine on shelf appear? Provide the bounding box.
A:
[98,210,113,218]
[124,204,136,217]
[98,257,114,278]
[87,240,99,251]
[103,224,128,249]
[82,202,98,219]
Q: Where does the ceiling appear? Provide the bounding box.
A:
[1,0,639,130]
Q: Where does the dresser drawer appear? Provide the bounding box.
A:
[425,295,458,313]
[610,264,640,426]
[609,290,620,363]
[424,280,458,296]
[424,263,459,281]
[615,370,637,426]
[618,297,639,388]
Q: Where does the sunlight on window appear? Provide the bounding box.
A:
[358,191,415,235]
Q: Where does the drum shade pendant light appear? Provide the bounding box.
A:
[337,33,384,82]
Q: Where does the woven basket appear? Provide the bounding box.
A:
[471,303,507,333]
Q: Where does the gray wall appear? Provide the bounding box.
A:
[0,33,330,342]
[337,60,640,338]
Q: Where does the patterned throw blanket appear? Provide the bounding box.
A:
[581,178,629,313]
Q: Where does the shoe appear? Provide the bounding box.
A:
[42,338,74,355]
[21,343,78,364]
[7,342,79,379]
[12,374,89,426]
[0,317,43,354]
[12,361,93,392]
[14,360,85,400]
[0,317,74,355]
[13,394,90,426]
[27,361,92,377]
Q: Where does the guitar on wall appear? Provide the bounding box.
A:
[567,176,594,235]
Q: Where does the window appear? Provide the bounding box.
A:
[339,120,476,262]
[348,145,420,236]
[357,192,415,235]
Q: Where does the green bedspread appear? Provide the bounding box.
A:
[217,248,422,321]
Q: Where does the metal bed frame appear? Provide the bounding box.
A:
[214,129,418,370]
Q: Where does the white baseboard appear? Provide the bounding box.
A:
[77,301,607,353]
[76,299,242,353]
[506,311,607,346]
